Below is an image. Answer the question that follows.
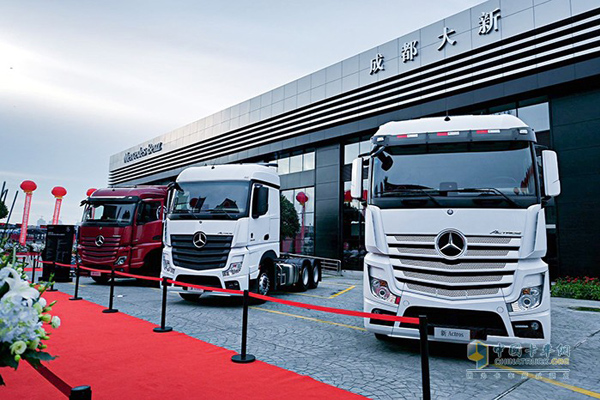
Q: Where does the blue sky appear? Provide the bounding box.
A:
[0,0,483,225]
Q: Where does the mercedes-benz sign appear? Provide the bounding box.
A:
[95,235,105,247]
[192,232,207,249]
[435,230,467,259]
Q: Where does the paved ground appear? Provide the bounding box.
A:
[44,270,600,400]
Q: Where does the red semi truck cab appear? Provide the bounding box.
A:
[78,186,168,283]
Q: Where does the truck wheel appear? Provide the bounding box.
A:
[375,333,392,342]
[296,263,310,292]
[91,275,110,284]
[256,270,270,296]
[179,293,201,302]
[309,263,320,289]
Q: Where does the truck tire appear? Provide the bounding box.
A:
[256,269,271,296]
[91,274,110,284]
[179,293,201,302]
[309,262,320,289]
[296,262,310,292]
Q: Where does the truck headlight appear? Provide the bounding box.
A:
[223,257,243,277]
[115,256,127,266]
[509,285,543,312]
[370,277,400,304]
[162,255,175,274]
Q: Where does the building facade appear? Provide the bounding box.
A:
[110,0,600,277]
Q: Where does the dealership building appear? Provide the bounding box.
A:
[110,0,600,277]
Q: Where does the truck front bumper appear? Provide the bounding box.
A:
[364,256,551,346]
[161,248,258,296]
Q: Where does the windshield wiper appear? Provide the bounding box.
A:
[444,188,520,208]
[382,188,441,206]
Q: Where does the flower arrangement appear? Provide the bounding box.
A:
[551,276,600,301]
[0,241,60,385]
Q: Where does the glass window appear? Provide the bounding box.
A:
[303,152,315,171]
[83,202,136,224]
[280,186,314,255]
[371,141,538,209]
[170,181,250,220]
[289,154,303,173]
[278,157,290,174]
[489,103,517,115]
[518,102,550,132]
[344,142,359,165]
[282,190,294,205]
[137,201,161,224]
[359,140,371,156]
[304,187,315,213]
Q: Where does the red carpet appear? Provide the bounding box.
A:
[1,291,364,399]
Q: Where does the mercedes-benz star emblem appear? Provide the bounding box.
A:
[435,230,466,259]
[95,235,105,247]
[447,209,454,215]
[192,232,207,249]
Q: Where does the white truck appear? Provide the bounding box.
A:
[160,164,321,301]
[351,115,560,346]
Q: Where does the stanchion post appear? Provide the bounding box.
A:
[31,255,36,283]
[102,268,118,314]
[231,289,255,363]
[69,385,92,400]
[153,277,173,333]
[70,262,82,301]
[419,315,431,400]
[47,261,58,292]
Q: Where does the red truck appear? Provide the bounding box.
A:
[78,186,168,283]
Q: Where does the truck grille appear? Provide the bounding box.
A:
[171,234,233,271]
[79,235,121,264]
[388,233,519,298]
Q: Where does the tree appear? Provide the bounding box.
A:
[280,195,299,240]
[0,199,8,220]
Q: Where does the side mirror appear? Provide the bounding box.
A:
[252,185,269,218]
[350,158,363,199]
[542,150,560,197]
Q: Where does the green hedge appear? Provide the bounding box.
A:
[551,277,600,301]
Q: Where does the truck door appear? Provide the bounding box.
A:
[131,199,164,270]
[250,184,271,246]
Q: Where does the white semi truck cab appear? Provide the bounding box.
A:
[161,164,321,301]
[351,115,560,346]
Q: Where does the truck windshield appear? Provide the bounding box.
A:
[82,202,136,225]
[169,181,250,220]
[371,141,538,209]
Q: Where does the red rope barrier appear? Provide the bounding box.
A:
[164,279,420,326]
[26,360,72,397]
[55,262,75,268]
[249,292,420,326]
[114,270,163,282]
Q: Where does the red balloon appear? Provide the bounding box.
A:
[296,191,309,206]
[52,186,67,198]
[86,188,97,197]
[20,180,37,193]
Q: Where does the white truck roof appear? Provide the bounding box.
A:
[176,164,280,187]
[375,115,529,136]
